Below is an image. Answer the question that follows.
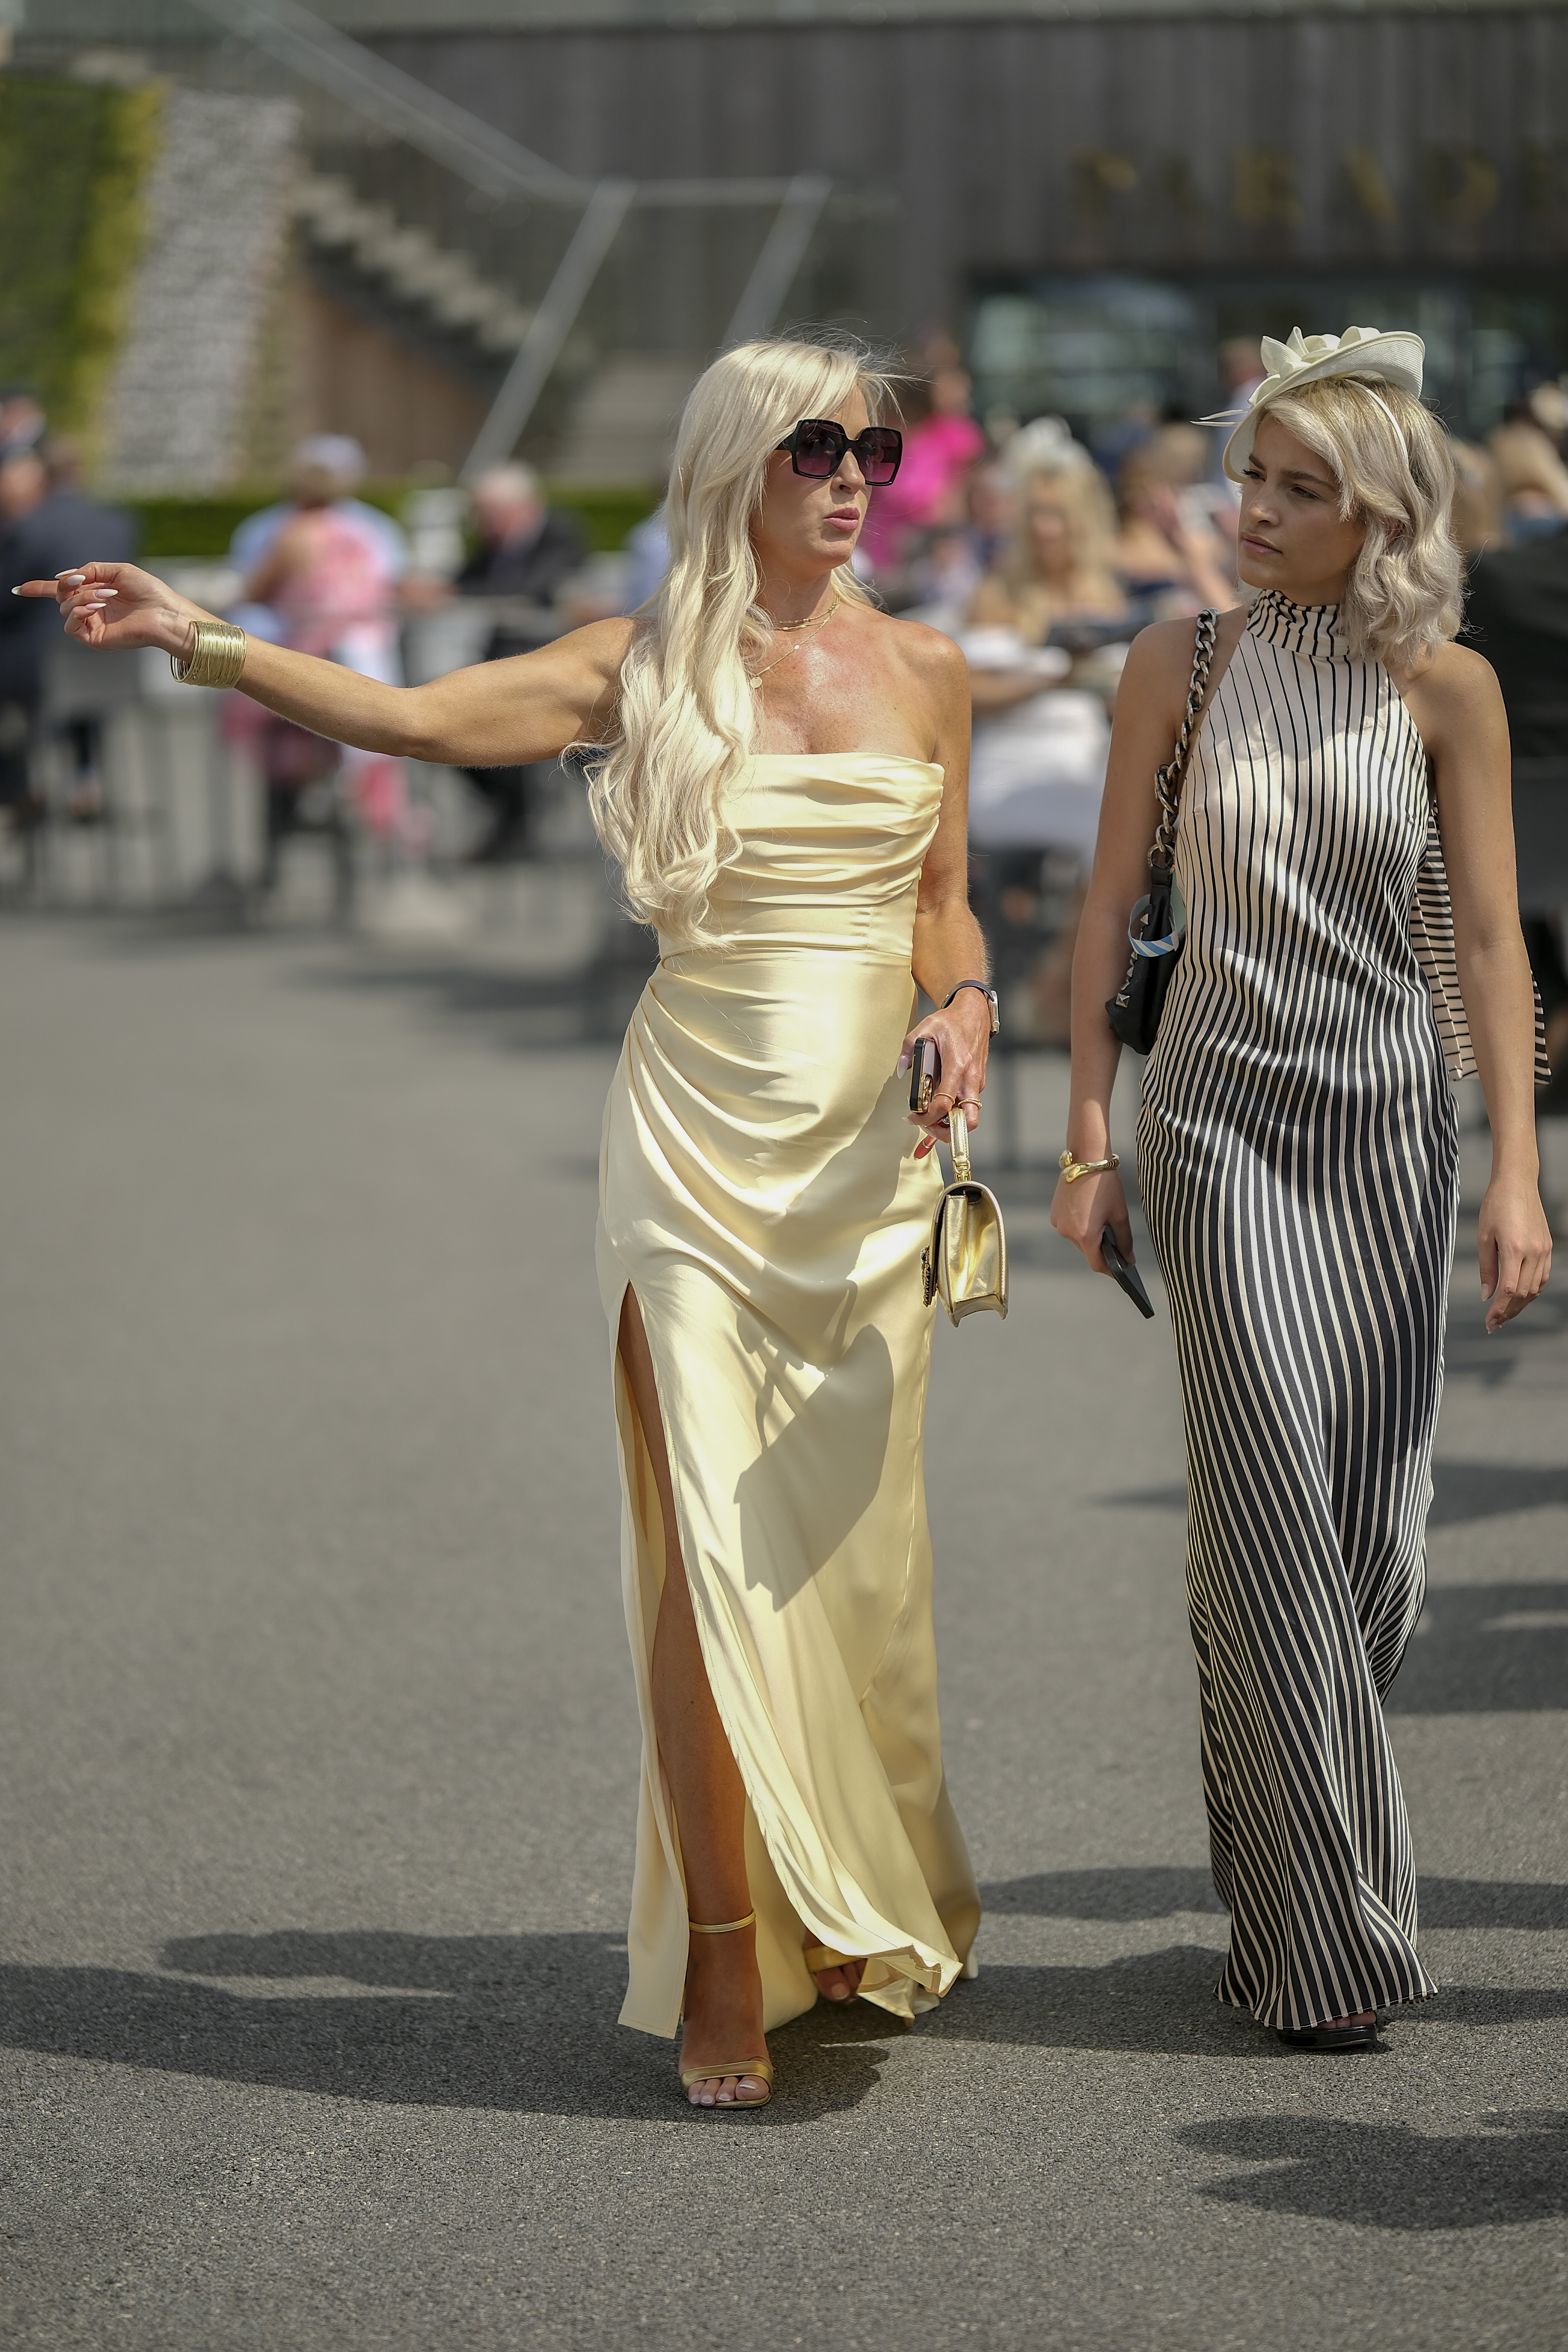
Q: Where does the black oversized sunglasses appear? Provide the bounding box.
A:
[776,418,903,485]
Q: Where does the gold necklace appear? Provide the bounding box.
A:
[746,593,841,686]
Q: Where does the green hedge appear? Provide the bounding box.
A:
[129,481,662,560]
[0,77,163,456]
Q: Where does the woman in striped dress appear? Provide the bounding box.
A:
[1053,329,1552,2049]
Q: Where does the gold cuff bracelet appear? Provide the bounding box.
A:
[1059,1148,1121,1183]
[171,619,248,692]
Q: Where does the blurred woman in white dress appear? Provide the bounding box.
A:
[961,444,1130,860]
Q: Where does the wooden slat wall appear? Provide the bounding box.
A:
[377,10,1568,321]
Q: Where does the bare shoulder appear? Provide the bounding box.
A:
[1394,637,1504,721]
[1394,640,1509,770]
[1122,605,1244,689]
[871,605,968,685]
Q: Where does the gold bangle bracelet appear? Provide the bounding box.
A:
[171,619,248,692]
[1059,1148,1121,1183]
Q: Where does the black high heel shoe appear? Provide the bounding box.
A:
[1277,2015,1378,2051]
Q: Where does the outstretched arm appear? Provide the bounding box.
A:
[17,563,632,766]
[1404,643,1552,1331]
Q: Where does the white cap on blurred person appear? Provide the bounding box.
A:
[1003,414,1093,477]
[1210,327,1425,480]
[290,434,368,490]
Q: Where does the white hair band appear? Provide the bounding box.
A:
[1343,378,1404,439]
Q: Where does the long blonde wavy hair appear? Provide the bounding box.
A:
[1261,377,1463,670]
[588,333,898,944]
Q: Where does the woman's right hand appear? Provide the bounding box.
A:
[1050,1164,1134,1276]
[13,563,207,659]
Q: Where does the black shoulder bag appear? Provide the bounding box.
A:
[1106,608,1218,1056]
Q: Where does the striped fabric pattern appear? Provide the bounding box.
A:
[1410,824,1553,1090]
[1138,590,1458,2030]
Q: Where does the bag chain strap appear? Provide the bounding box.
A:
[1150,609,1219,871]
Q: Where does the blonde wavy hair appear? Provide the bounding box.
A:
[588,333,897,944]
[1261,377,1463,670]
[1000,459,1118,594]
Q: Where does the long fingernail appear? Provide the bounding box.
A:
[93,587,118,597]
[59,572,86,584]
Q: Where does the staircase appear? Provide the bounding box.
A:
[294,172,534,360]
[548,355,701,484]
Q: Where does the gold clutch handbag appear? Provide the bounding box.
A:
[920,1114,1008,1325]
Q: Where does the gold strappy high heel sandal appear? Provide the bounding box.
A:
[680,1910,773,2108]
[803,1943,855,1974]
[804,1941,864,1999]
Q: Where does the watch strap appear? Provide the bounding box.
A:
[943,980,1000,1034]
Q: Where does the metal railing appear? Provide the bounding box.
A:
[182,0,841,463]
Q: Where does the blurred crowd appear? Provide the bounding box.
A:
[849,334,1568,1073]
[2,345,1566,1080]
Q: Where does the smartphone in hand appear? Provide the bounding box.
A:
[909,1036,941,1115]
[1101,1226,1156,1318]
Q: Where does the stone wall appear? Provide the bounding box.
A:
[102,86,299,492]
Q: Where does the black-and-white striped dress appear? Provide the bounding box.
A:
[1138,589,1458,2030]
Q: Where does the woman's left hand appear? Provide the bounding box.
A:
[1477,1171,1553,1333]
[14,562,202,657]
[899,991,993,1160]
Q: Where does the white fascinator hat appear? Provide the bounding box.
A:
[1210,327,1426,481]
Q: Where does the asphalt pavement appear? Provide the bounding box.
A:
[3,905,1566,2351]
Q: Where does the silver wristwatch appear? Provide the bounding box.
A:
[944,981,1001,1035]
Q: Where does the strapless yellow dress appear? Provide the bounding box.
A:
[596,752,981,2038]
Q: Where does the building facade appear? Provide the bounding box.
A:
[21,0,1568,473]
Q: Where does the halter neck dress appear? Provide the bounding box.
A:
[1138,590,1459,2030]
[596,752,980,2039]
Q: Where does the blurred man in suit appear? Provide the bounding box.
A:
[0,436,136,829]
[455,464,585,862]
[1466,527,1568,1099]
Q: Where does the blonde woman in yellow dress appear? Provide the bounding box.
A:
[27,335,994,2109]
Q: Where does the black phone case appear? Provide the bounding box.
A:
[1101,1226,1156,1319]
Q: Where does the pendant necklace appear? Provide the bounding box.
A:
[747,592,842,688]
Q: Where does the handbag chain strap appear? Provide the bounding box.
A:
[1150,608,1219,872]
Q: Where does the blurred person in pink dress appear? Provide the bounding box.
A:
[227,436,425,901]
[858,337,987,579]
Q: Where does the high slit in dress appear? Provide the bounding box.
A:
[1138,591,1459,2030]
[596,752,981,2038]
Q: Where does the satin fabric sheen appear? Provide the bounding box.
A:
[596,753,982,2038]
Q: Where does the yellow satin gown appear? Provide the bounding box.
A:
[596,752,982,2038]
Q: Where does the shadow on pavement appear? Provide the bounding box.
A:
[0,1931,884,2125]
[1442,1281,1568,1390]
[981,1865,1225,1918]
[931,1956,1568,2056]
[1419,1878,1568,1928]
[1423,1461,1568,1525]
[1390,1583,1568,1712]
[980,1866,1568,1931]
[1179,2110,1568,2229]
[926,1946,1240,2054]
[1100,1459,1568,1526]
